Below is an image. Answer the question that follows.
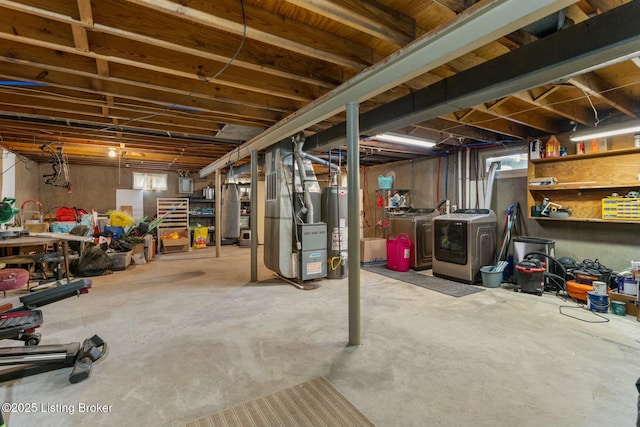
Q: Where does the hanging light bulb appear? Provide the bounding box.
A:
[108,148,117,158]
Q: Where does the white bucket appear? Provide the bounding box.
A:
[591,280,607,296]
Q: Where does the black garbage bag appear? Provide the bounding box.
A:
[70,246,112,277]
[109,239,132,253]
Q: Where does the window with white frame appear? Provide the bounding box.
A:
[133,172,168,191]
[483,144,528,177]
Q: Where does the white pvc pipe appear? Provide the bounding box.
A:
[457,150,463,210]
[465,147,471,209]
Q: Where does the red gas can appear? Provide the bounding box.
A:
[386,233,411,272]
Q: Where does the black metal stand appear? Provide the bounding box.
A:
[0,335,107,383]
[0,279,107,384]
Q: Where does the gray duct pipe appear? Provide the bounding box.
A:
[303,152,341,173]
[304,152,341,187]
[294,138,314,224]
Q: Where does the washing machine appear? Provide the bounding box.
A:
[432,209,497,284]
[388,208,439,270]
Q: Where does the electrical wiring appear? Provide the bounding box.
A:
[83,0,248,137]
[558,297,610,323]
[519,251,610,324]
[578,87,600,127]
[0,136,32,176]
[435,79,640,135]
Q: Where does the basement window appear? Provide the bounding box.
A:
[485,153,528,172]
[133,172,168,191]
[482,145,528,178]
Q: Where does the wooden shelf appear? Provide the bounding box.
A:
[529,147,640,164]
[529,182,640,191]
[529,216,639,224]
[527,143,640,223]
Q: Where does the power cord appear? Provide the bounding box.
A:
[523,251,610,323]
[557,293,610,324]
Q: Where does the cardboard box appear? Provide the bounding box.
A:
[131,243,145,255]
[608,290,638,317]
[360,237,387,265]
[160,228,190,253]
[161,238,189,253]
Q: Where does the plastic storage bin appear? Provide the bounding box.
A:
[107,251,132,271]
[378,175,393,189]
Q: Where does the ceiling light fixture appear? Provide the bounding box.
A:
[569,119,640,142]
[108,148,117,158]
[374,133,436,147]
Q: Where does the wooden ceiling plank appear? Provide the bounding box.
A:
[475,102,559,134]
[116,0,373,69]
[443,111,530,139]
[0,45,310,112]
[0,141,216,168]
[0,3,341,88]
[95,59,110,77]
[430,0,479,14]
[515,91,591,127]
[586,0,627,15]
[530,86,559,103]
[0,132,236,158]
[0,135,223,159]
[0,123,236,154]
[568,74,638,118]
[412,117,501,142]
[0,61,285,125]
[0,104,223,138]
[0,88,226,131]
[70,23,90,52]
[0,28,322,103]
[284,0,414,46]
[76,0,94,27]
[565,3,590,24]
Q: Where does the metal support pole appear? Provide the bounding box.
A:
[346,101,360,346]
[250,150,258,282]
[215,169,221,257]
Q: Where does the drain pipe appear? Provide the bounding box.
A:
[293,134,314,224]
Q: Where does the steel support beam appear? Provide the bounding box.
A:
[215,169,221,257]
[250,150,258,282]
[346,101,360,346]
[199,0,575,177]
[305,0,640,150]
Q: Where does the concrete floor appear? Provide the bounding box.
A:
[1,245,639,427]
